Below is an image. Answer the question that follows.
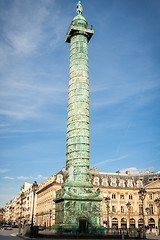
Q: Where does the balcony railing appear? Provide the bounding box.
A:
[66,21,93,35]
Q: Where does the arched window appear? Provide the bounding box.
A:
[111,179,116,187]
[128,180,133,187]
[112,218,118,228]
[137,180,143,188]
[120,181,124,187]
[103,179,108,186]
[94,177,99,186]
[57,175,63,184]
[121,218,127,229]
[130,218,135,228]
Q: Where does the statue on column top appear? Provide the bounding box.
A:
[76,1,83,15]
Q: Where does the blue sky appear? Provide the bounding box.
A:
[0,0,160,207]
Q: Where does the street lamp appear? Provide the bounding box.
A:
[49,210,52,231]
[138,188,147,238]
[154,198,160,235]
[19,192,25,235]
[30,181,39,238]
[126,202,131,229]
[145,207,150,228]
[104,196,110,229]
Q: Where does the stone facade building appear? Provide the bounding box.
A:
[4,182,38,226]
[36,168,65,227]
[4,167,160,230]
[36,168,160,230]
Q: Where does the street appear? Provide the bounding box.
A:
[0,228,20,240]
[0,228,160,240]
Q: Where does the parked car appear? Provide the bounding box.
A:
[2,225,12,230]
[12,225,18,228]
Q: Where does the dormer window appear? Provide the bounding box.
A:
[57,175,63,184]
[128,180,132,187]
[120,181,124,187]
[137,180,142,188]
[111,179,116,187]
[103,179,108,186]
[94,177,99,186]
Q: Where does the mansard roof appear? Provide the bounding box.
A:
[89,168,160,187]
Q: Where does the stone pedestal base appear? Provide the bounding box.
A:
[53,186,103,234]
[51,224,104,235]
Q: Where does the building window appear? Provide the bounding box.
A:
[120,194,124,200]
[149,204,153,214]
[57,175,63,183]
[148,194,152,200]
[128,180,132,187]
[112,205,116,213]
[129,194,133,200]
[112,193,116,199]
[137,181,142,188]
[121,205,125,213]
[94,178,99,186]
[139,204,143,214]
[120,181,124,187]
[103,180,107,186]
[112,179,116,187]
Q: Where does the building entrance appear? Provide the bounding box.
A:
[79,218,88,233]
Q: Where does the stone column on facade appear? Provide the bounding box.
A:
[118,218,121,229]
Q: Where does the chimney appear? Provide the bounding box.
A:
[146,169,149,174]
[125,170,130,174]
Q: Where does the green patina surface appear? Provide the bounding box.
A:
[53,2,103,234]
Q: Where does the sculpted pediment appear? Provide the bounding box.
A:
[145,179,160,189]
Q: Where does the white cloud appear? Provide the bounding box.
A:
[120,167,140,174]
[0,168,10,173]
[43,177,48,180]
[16,175,47,181]
[90,78,160,109]
[92,154,129,168]
[17,176,33,180]
[0,0,69,126]
[35,174,47,180]
[3,176,14,180]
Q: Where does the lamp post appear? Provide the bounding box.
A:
[145,207,150,228]
[49,210,52,231]
[30,181,39,238]
[19,192,25,235]
[138,188,147,238]
[105,196,110,229]
[154,198,160,235]
[126,202,131,229]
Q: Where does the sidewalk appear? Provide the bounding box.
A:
[146,232,160,240]
[17,232,160,240]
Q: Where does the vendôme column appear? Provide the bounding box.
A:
[65,1,93,188]
[54,2,103,234]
